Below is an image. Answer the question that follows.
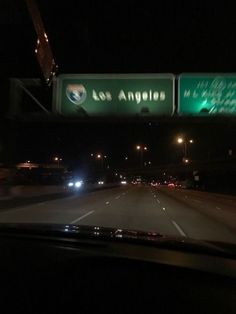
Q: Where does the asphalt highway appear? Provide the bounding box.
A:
[0,185,236,243]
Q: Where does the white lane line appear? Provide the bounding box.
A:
[122,193,126,195]
[105,201,110,205]
[70,210,94,224]
[216,206,221,210]
[156,199,160,204]
[162,207,166,211]
[154,195,156,198]
[171,220,186,237]
[192,199,202,204]
[115,196,120,199]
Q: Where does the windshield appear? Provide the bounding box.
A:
[1,1,236,246]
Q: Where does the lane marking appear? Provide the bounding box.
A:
[122,193,126,195]
[105,201,110,205]
[216,206,221,210]
[115,196,120,199]
[154,195,156,198]
[70,210,94,224]
[37,202,45,206]
[162,207,166,211]
[171,220,186,237]
[157,199,160,204]
[192,199,202,204]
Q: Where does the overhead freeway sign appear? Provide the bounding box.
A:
[178,74,236,115]
[53,74,174,117]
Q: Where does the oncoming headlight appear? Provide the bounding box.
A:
[75,181,83,188]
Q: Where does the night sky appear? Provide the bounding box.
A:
[1,1,236,168]
[1,1,236,76]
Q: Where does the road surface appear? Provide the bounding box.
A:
[0,185,236,243]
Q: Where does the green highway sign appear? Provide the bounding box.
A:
[54,74,174,117]
[179,74,236,115]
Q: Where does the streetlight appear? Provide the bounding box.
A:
[96,154,104,169]
[176,137,193,158]
[136,145,148,167]
[54,156,62,168]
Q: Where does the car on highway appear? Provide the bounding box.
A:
[167,182,175,188]
[65,179,84,191]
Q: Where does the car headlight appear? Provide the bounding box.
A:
[75,181,83,188]
[68,182,74,187]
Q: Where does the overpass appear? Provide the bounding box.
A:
[118,157,236,176]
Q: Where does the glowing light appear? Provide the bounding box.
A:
[44,32,49,42]
[75,181,83,188]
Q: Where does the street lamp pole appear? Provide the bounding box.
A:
[184,141,187,158]
[177,137,193,161]
[96,154,104,170]
[136,145,147,168]
[54,157,62,168]
[140,149,143,168]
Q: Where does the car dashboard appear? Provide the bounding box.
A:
[0,232,236,314]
